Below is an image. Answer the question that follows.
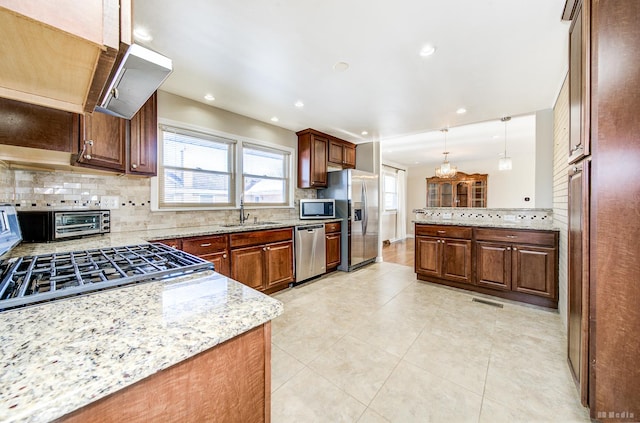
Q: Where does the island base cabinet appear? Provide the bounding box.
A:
[476,242,511,291]
[58,323,272,423]
[512,245,556,299]
[415,235,472,284]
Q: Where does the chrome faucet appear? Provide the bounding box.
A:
[239,197,250,224]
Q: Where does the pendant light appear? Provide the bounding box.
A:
[435,128,457,178]
[499,116,512,171]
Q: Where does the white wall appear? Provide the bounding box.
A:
[158,91,297,150]
[406,152,537,234]
[535,109,555,208]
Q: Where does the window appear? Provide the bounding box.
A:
[158,126,235,208]
[384,173,398,211]
[154,123,294,211]
[242,143,290,205]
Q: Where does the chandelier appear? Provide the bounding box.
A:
[499,116,513,171]
[435,128,457,178]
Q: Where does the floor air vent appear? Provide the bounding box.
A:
[472,298,504,308]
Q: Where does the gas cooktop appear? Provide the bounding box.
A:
[0,243,214,312]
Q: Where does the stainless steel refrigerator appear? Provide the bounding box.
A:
[318,169,379,271]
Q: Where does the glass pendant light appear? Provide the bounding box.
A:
[435,128,457,178]
[499,116,512,171]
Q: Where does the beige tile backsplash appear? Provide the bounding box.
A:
[0,166,315,233]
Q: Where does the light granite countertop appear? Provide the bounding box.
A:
[412,219,559,231]
[6,218,344,258]
[0,270,283,423]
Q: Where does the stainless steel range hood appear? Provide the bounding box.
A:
[96,44,172,119]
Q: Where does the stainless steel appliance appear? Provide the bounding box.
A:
[0,243,213,312]
[299,198,335,219]
[0,205,21,257]
[294,224,326,282]
[318,169,378,271]
[17,210,110,242]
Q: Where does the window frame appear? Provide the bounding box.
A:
[151,120,295,211]
[383,170,398,213]
[240,142,291,207]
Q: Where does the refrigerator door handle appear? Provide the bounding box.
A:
[362,182,368,235]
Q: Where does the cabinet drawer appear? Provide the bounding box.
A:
[325,222,341,234]
[152,238,182,250]
[474,228,556,246]
[230,228,293,248]
[182,234,229,255]
[415,224,472,239]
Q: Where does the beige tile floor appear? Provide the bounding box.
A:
[270,262,591,423]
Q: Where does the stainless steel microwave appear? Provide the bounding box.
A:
[17,210,111,242]
[299,199,335,220]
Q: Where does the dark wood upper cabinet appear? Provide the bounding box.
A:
[129,92,158,175]
[0,96,78,152]
[76,110,127,172]
[568,0,590,164]
[328,139,356,169]
[297,129,328,188]
[426,172,488,208]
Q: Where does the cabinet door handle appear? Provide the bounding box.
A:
[437,230,446,234]
[200,243,212,247]
[223,253,227,259]
[513,247,518,251]
[506,235,517,239]
[263,247,267,251]
[131,163,138,169]
[84,154,92,160]
[507,247,511,251]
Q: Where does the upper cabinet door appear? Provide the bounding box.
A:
[77,111,126,172]
[129,92,158,175]
[568,0,591,164]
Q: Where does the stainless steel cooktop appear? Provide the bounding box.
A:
[0,243,214,312]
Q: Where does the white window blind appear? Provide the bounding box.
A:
[242,143,290,205]
[159,126,235,208]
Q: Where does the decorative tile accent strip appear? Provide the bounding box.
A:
[0,168,316,233]
[413,207,554,229]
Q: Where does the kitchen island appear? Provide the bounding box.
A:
[0,270,283,422]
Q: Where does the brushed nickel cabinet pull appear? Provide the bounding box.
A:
[200,243,212,247]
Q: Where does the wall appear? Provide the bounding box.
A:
[405,152,537,234]
[553,75,569,331]
[0,92,315,234]
[535,109,555,208]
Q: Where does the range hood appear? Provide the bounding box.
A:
[96,44,172,119]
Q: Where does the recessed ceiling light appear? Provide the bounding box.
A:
[419,44,436,57]
[361,131,368,136]
[333,61,350,72]
[133,28,152,42]
[456,108,467,114]
[294,101,304,108]
[204,94,215,101]
[270,116,279,122]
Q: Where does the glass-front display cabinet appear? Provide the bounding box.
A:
[426,172,488,207]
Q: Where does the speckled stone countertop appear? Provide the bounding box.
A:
[413,219,559,231]
[0,271,283,423]
[6,218,344,258]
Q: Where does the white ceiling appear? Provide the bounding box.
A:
[134,0,569,166]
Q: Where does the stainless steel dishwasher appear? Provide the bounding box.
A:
[295,224,326,282]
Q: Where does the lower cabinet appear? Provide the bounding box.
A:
[415,224,559,308]
[181,234,231,277]
[325,221,341,271]
[230,228,294,294]
[153,228,295,294]
[415,225,472,284]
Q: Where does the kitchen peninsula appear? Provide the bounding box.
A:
[414,207,559,308]
[0,222,296,422]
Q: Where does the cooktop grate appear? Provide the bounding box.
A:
[0,243,214,311]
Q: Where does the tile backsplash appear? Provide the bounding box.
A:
[413,207,553,226]
[0,166,315,233]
